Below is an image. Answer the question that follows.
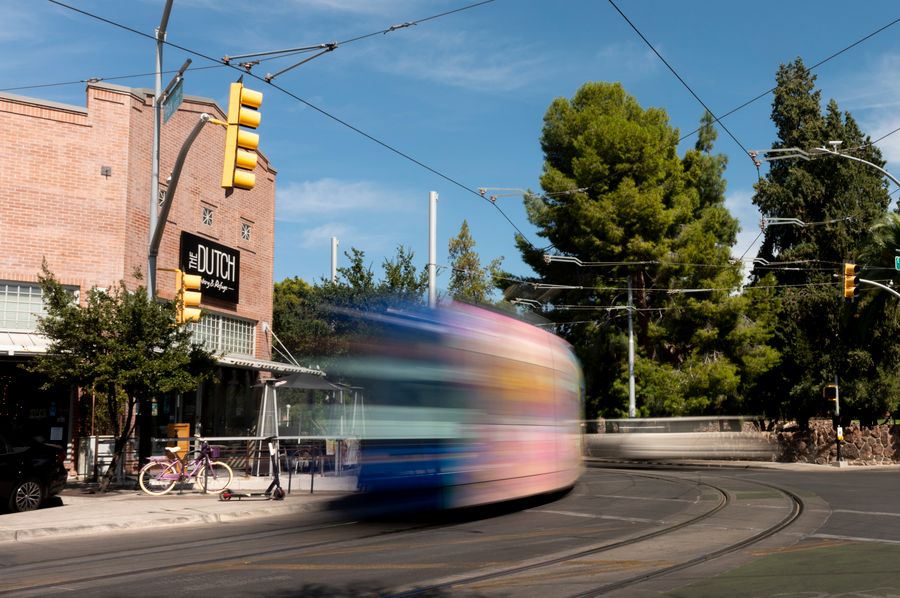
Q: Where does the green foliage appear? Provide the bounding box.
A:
[273,245,428,368]
[447,220,503,305]
[751,58,895,426]
[27,262,215,489]
[519,82,778,419]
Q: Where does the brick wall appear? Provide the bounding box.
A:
[0,82,274,360]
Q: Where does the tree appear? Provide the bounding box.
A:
[750,58,894,427]
[447,220,503,304]
[517,82,778,418]
[28,264,216,490]
[273,245,428,367]
[380,245,429,303]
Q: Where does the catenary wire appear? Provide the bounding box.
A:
[679,15,900,143]
[607,0,755,166]
[44,0,536,248]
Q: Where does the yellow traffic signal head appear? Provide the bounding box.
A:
[221,81,263,191]
[175,268,203,325]
[842,262,860,299]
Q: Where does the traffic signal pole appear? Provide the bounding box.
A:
[148,113,216,285]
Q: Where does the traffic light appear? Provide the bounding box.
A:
[175,268,202,324]
[221,80,263,191]
[842,262,860,299]
[823,384,838,401]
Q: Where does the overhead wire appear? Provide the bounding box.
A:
[678,15,900,143]
[44,0,536,248]
[607,0,755,166]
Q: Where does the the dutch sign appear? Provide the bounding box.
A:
[179,231,240,303]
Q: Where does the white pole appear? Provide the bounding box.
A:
[331,236,339,282]
[628,275,636,418]
[428,191,438,308]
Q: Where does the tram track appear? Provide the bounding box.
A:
[2,468,810,598]
[392,468,806,597]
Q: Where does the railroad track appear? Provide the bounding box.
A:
[392,468,806,597]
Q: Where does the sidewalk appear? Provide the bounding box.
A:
[0,473,357,544]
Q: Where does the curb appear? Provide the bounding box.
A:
[0,492,346,544]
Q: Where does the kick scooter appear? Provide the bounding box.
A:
[219,436,286,501]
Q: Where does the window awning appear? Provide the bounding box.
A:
[0,332,49,356]
[216,354,324,376]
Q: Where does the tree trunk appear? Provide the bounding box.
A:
[98,393,134,492]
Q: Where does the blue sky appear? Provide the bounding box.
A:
[8,1,900,293]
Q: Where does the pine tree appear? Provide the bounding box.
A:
[519,82,777,418]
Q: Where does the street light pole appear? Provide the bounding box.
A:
[809,144,900,190]
[148,0,174,301]
[752,143,900,191]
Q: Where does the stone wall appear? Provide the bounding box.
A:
[774,420,900,465]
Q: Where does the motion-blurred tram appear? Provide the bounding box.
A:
[332,302,584,510]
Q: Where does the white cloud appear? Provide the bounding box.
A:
[275,178,408,222]
[594,42,660,79]
[829,53,900,170]
[282,221,401,255]
[295,0,423,15]
[367,29,548,92]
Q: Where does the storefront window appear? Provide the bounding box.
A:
[188,312,255,357]
[0,282,46,331]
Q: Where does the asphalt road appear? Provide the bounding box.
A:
[2,465,900,597]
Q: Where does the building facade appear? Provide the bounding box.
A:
[0,82,307,472]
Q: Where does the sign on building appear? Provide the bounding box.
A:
[179,231,240,303]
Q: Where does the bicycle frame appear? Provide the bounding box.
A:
[139,438,232,495]
[151,443,213,482]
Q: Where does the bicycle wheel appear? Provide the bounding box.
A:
[139,461,178,496]
[195,461,233,493]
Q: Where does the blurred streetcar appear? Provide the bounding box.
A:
[331,302,584,510]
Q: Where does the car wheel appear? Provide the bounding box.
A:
[10,479,44,513]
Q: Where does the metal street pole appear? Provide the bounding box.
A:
[428,191,438,308]
[834,374,842,465]
[752,143,900,191]
[148,0,174,300]
[627,275,636,418]
[331,237,339,282]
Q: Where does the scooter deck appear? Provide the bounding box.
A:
[219,488,285,501]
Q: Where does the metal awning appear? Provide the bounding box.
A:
[0,331,49,356]
[273,371,341,390]
[216,355,324,376]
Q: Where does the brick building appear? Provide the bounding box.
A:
[0,82,311,472]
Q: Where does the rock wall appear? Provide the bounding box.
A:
[774,420,900,465]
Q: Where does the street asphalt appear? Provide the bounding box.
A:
[0,472,358,544]
[4,459,899,545]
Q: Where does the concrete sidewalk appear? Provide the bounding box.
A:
[0,473,357,544]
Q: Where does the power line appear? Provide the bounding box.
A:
[0,64,225,94]
[44,0,536,247]
[678,15,900,144]
[607,0,755,166]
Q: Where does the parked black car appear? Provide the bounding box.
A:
[0,428,67,512]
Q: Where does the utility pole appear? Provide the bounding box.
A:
[428,191,438,308]
[148,0,174,300]
[627,275,635,418]
[331,237,339,282]
[834,374,843,465]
